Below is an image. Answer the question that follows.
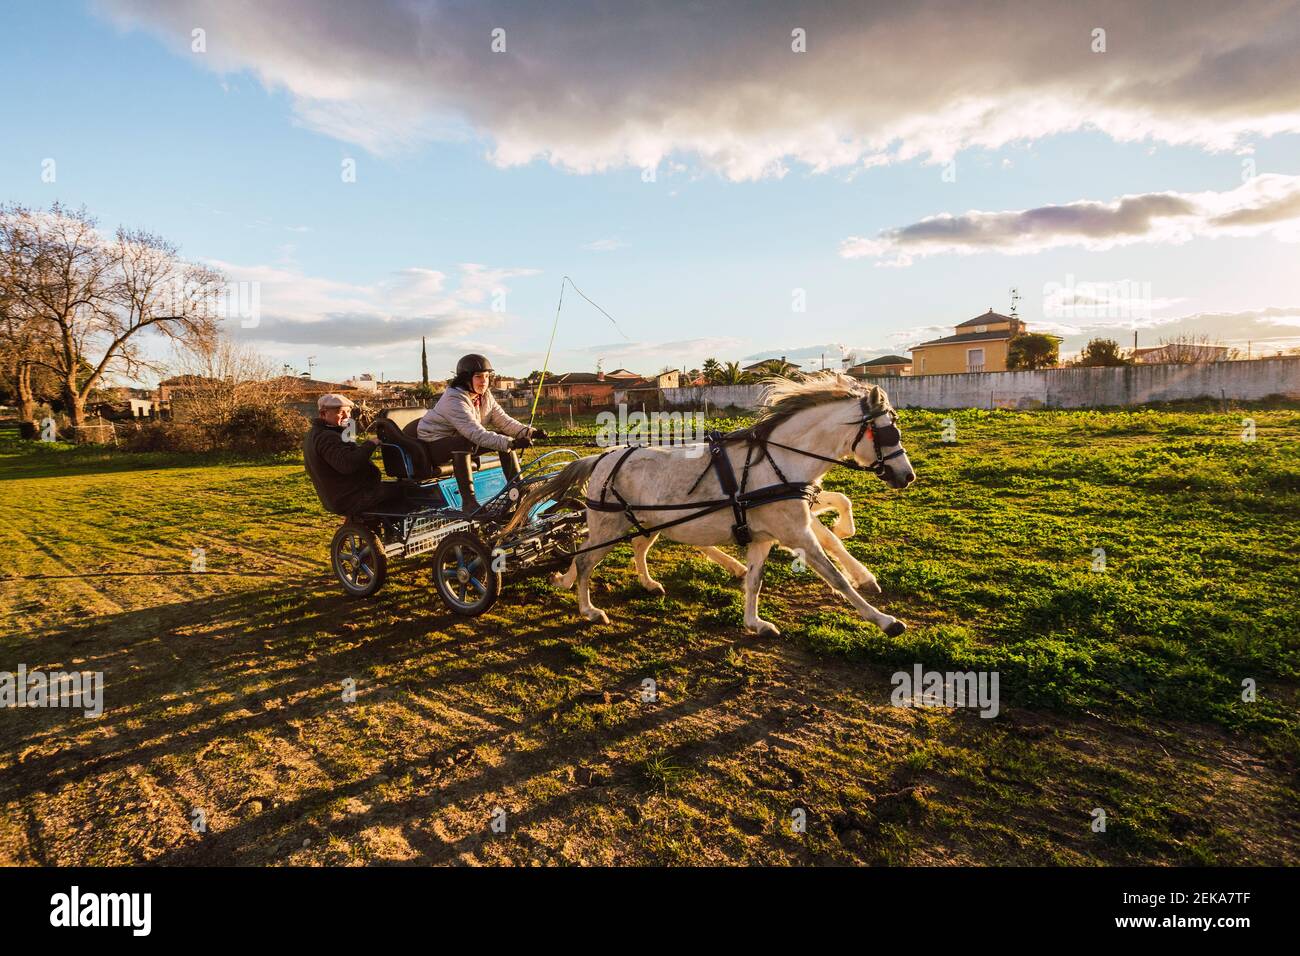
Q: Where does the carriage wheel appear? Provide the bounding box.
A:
[331,523,388,597]
[433,531,500,616]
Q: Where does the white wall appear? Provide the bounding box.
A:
[661,358,1300,411]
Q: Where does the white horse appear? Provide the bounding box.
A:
[551,486,882,596]
[510,374,915,636]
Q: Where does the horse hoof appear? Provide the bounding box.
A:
[884,620,906,637]
[645,583,666,596]
[583,610,610,625]
[857,577,882,595]
[747,622,780,638]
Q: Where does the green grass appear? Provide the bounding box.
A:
[1,402,1297,866]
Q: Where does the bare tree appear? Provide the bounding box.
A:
[0,212,53,428]
[0,202,224,429]
[1156,334,1239,364]
[166,334,294,426]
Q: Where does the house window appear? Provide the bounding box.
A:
[975,325,987,333]
[920,356,926,372]
[966,348,985,373]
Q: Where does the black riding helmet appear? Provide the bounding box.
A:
[452,353,494,390]
[456,353,493,377]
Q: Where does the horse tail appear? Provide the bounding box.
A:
[503,452,605,533]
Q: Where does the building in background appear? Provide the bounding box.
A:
[847,354,912,377]
[742,356,801,377]
[910,309,1051,374]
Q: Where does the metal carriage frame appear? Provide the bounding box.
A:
[325,426,588,615]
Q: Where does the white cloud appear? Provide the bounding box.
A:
[842,174,1300,265]
[96,0,1300,181]
[582,238,627,252]
[213,259,539,347]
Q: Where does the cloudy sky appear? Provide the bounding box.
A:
[3,0,1299,381]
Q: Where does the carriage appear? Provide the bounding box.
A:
[311,407,588,616]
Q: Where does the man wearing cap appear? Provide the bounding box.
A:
[417,354,546,514]
[303,393,403,516]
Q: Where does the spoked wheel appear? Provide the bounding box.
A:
[433,531,500,616]
[331,523,388,597]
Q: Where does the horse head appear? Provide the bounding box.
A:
[850,383,915,489]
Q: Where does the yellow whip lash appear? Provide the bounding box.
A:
[528,276,630,429]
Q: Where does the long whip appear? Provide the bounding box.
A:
[527,276,630,428]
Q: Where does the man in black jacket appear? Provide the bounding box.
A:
[303,393,403,515]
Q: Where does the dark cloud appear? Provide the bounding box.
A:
[844,175,1300,264]
[99,0,1300,179]
[233,311,466,347]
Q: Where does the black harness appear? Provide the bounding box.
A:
[575,394,907,555]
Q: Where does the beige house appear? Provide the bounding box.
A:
[909,309,1049,374]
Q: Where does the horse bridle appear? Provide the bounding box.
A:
[757,393,907,482]
[849,395,908,480]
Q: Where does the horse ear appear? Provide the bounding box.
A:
[867,384,889,416]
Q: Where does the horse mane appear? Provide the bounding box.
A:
[756,372,887,425]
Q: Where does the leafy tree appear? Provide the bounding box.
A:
[1077,337,1131,367]
[702,357,722,382]
[421,336,429,386]
[1007,333,1060,370]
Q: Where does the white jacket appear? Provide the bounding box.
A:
[416,386,530,452]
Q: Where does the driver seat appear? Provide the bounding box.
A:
[374,407,456,481]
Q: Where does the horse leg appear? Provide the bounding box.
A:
[785,525,904,636]
[814,490,855,539]
[575,512,627,625]
[631,533,665,594]
[743,540,779,637]
[811,521,880,593]
[701,545,747,578]
[575,543,617,624]
[550,559,577,590]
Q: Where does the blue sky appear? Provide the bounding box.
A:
[3,0,1299,383]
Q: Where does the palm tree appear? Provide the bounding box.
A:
[716,361,753,385]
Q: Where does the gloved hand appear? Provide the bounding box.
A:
[531,427,549,441]
[512,433,534,450]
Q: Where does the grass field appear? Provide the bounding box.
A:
[1,402,1297,865]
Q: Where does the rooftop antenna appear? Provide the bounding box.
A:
[307,355,317,379]
[1009,287,1021,318]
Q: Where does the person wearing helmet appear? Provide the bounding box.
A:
[416,354,547,515]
